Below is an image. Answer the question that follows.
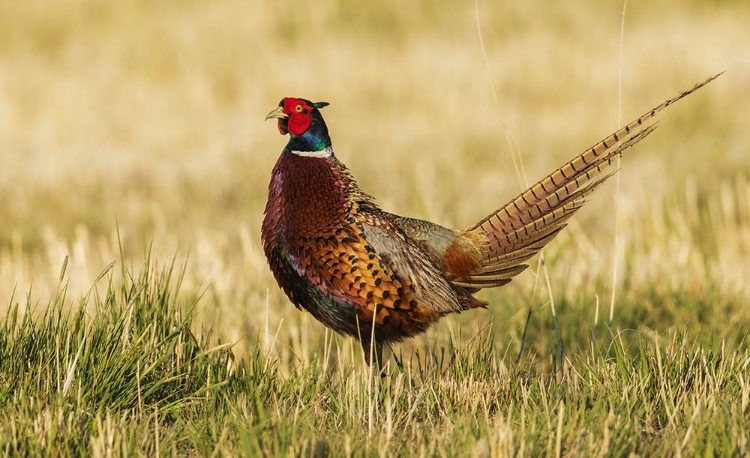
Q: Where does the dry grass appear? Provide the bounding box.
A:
[0,0,749,455]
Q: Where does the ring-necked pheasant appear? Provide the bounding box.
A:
[262,74,720,374]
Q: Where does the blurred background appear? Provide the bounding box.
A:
[0,0,747,362]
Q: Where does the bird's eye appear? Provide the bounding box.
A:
[295,105,303,113]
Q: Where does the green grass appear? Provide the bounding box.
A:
[1,251,748,456]
[0,255,234,456]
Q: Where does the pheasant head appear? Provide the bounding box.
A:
[266,97,332,155]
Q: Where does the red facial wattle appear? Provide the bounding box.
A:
[283,98,313,136]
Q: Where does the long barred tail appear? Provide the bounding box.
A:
[452,73,722,290]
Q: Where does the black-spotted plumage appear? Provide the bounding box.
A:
[261,77,719,373]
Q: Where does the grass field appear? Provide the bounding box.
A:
[1,0,749,456]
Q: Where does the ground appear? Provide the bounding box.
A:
[0,0,749,456]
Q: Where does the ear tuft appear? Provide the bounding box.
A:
[313,101,330,109]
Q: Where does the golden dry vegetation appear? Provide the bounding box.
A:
[1,0,749,372]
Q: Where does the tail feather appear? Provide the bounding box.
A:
[453,264,528,283]
[472,123,656,259]
[454,73,721,290]
[481,169,615,257]
[453,278,513,289]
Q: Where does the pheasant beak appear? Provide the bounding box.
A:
[265,106,288,121]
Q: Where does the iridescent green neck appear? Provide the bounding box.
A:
[285,114,332,153]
